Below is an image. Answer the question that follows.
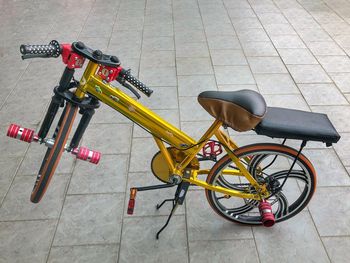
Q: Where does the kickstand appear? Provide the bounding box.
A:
[156,200,178,239]
[155,181,190,239]
[156,198,175,210]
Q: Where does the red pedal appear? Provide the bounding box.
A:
[127,188,137,215]
[7,124,36,143]
[259,200,275,227]
[202,141,223,157]
[73,146,101,164]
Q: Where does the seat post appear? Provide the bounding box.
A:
[197,119,223,143]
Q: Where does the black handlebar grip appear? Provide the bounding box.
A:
[20,40,61,59]
[123,70,153,97]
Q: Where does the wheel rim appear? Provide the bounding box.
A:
[208,147,314,224]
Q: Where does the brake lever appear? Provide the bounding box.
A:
[123,82,141,99]
[21,54,50,60]
[116,76,141,99]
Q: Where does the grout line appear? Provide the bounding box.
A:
[0,0,59,111]
[181,1,196,259]
[251,227,262,263]
[221,0,260,93]
[265,1,347,261]
[316,185,350,189]
[50,242,119,248]
[283,0,350,178]
[0,218,57,223]
[0,61,31,111]
[174,2,194,261]
[227,1,335,262]
[44,1,98,262]
[122,212,186,219]
[195,1,219,94]
[171,4,181,133]
[0,144,31,208]
[290,0,350,101]
[246,3,312,112]
[116,1,147,261]
[197,1,259,263]
[116,152,131,263]
[319,234,350,238]
[188,236,258,243]
[66,192,127,196]
[317,0,350,28]
[106,2,120,51]
[306,209,333,262]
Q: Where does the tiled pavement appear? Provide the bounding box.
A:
[1,0,350,262]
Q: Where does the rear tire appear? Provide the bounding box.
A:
[205,143,316,225]
[30,102,77,203]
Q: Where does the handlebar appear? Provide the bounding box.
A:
[118,68,153,97]
[20,40,61,59]
[19,40,153,97]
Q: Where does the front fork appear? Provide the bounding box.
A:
[38,63,99,149]
[24,66,101,163]
[69,99,97,149]
[38,67,75,139]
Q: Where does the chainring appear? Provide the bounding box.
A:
[151,147,199,183]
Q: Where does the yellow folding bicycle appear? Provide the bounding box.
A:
[7,41,340,238]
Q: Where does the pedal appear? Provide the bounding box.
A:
[127,188,137,215]
[202,141,223,158]
[72,146,101,164]
[259,200,275,227]
[7,124,38,143]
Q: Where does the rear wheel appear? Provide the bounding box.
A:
[30,102,77,203]
[205,143,316,225]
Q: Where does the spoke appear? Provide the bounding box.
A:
[209,148,313,225]
[272,170,308,184]
[216,175,253,191]
[261,154,279,171]
[217,195,230,200]
[274,192,289,218]
[226,200,259,215]
[216,176,235,189]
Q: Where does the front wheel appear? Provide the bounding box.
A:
[205,143,316,225]
[30,102,77,203]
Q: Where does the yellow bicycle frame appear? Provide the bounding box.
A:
[75,61,269,200]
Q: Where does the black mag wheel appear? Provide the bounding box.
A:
[205,143,316,225]
[30,102,77,203]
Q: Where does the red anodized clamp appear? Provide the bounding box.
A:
[97,65,122,82]
[61,44,85,69]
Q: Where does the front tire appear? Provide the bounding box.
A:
[205,143,316,225]
[30,102,77,203]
